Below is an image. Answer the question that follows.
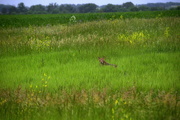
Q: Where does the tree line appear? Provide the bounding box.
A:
[0,2,179,14]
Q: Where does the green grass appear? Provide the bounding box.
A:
[1,49,179,91]
[0,14,180,120]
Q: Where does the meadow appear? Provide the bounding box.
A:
[0,11,180,120]
[0,10,180,28]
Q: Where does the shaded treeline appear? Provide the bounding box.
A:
[0,2,180,14]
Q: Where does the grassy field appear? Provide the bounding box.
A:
[0,11,180,120]
[0,10,179,28]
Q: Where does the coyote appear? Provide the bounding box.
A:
[98,57,117,68]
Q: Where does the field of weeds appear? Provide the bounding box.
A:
[0,11,180,120]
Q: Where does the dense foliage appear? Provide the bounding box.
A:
[0,2,180,14]
[0,10,180,28]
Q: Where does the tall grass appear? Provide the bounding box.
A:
[0,15,180,120]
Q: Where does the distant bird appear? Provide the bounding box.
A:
[98,57,117,68]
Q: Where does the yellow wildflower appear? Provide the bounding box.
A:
[44,73,47,77]
[30,84,33,88]
[112,108,115,114]
[115,100,118,105]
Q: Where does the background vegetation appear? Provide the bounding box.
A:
[0,11,180,120]
[0,10,180,28]
[0,2,180,14]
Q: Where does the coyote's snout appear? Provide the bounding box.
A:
[98,57,117,68]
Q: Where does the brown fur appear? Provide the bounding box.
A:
[98,57,117,68]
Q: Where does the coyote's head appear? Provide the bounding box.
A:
[98,57,105,64]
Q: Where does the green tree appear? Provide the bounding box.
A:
[122,2,134,9]
[2,7,7,14]
[138,5,150,11]
[130,7,139,11]
[29,4,47,14]
[59,4,76,13]
[9,6,18,14]
[150,7,164,11]
[79,3,97,13]
[47,3,59,13]
[102,4,118,12]
[17,2,27,13]
[171,6,180,10]
[30,4,45,12]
